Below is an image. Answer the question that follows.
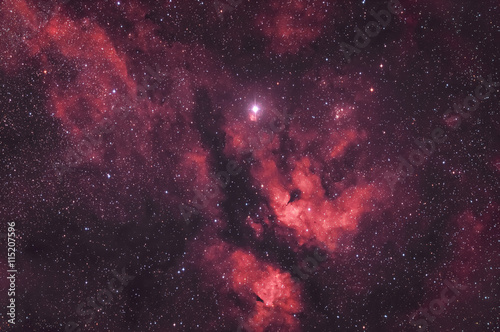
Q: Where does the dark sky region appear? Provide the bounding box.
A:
[0,0,499,331]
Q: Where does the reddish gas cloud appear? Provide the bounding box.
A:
[232,251,303,331]
[1,0,498,331]
[0,0,43,72]
[252,155,378,251]
[201,241,302,331]
[0,0,237,223]
[255,0,327,54]
[222,94,379,251]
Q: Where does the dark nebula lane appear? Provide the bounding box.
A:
[0,0,499,331]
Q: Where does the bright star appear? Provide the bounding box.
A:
[252,105,259,113]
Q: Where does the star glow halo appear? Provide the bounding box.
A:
[250,104,261,121]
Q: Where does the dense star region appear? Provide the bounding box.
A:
[0,0,499,331]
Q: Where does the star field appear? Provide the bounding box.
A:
[0,0,499,331]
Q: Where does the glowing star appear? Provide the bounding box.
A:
[250,104,260,121]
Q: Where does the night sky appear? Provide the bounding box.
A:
[0,0,499,331]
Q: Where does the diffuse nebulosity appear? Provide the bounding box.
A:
[0,0,499,331]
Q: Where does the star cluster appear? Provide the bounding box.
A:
[0,0,499,331]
